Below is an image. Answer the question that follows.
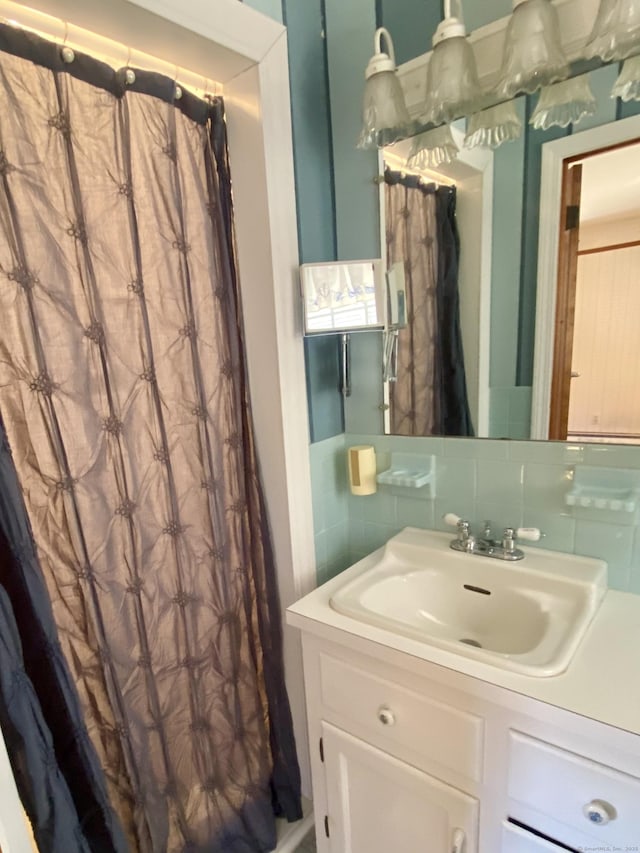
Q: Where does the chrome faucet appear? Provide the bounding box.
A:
[443,513,541,561]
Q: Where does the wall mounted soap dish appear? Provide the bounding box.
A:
[565,465,640,513]
[377,453,435,495]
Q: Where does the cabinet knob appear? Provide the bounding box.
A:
[583,799,616,825]
[377,706,395,726]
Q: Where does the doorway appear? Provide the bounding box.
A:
[549,140,640,442]
[531,113,640,441]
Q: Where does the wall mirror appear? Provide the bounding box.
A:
[367,74,640,444]
[301,259,386,334]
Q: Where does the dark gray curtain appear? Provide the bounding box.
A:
[0,24,300,853]
[385,169,474,437]
[0,419,128,853]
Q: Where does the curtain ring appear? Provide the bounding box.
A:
[124,47,135,86]
[204,79,217,103]
[59,21,74,63]
[174,66,183,100]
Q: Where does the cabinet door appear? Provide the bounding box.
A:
[502,821,575,852]
[321,722,478,853]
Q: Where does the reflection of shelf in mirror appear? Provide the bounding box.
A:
[376,453,435,495]
[565,466,640,513]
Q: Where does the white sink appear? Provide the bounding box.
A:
[330,528,607,677]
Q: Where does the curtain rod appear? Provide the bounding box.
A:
[383,151,456,187]
[0,0,222,98]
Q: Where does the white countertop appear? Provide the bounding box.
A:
[287,537,640,737]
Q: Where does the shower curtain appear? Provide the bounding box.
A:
[0,415,127,853]
[385,169,474,437]
[0,24,300,853]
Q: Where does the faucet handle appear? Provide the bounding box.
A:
[516,527,542,542]
[442,513,472,544]
[502,527,516,553]
[502,526,542,553]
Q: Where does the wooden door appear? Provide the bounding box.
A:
[548,162,582,440]
[567,244,640,439]
[321,721,478,853]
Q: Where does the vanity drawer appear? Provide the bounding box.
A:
[501,821,573,852]
[318,651,484,782]
[508,730,640,848]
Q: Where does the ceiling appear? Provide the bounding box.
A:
[580,141,640,223]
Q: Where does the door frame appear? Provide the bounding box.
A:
[547,159,582,440]
[531,113,640,439]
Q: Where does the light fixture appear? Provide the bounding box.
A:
[497,0,570,100]
[464,100,522,149]
[585,0,640,61]
[420,0,482,127]
[529,75,596,130]
[357,27,411,150]
[407,124,460,169]
[611,54,640,100]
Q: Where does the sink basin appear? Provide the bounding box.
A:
[330,528,607,676]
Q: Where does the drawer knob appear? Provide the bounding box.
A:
[377,706,395,726]
[583,799,616,825]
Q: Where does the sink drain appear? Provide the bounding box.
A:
[459,638,483,648]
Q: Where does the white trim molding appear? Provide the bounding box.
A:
[530,113,640,439]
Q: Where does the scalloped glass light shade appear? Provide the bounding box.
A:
[358,70,411,150]
[407,124,460,169]
[497,0,570,100]
[421,36,482,126]
[612,54,640,100]
[464,101,522,149]
[585,0,640,61]
[530,76,597,130]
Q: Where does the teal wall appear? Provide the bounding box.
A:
[325,0,379,260]
[244,0,282,22]
[282,0,344,441]
[490,97,526,391]
[377,1,440,73]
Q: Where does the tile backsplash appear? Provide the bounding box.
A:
[309,433,640,593]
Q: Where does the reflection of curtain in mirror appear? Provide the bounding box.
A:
[385,170,474,436]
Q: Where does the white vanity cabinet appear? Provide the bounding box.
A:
[322,723,478,853]
[296,631,640,853]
